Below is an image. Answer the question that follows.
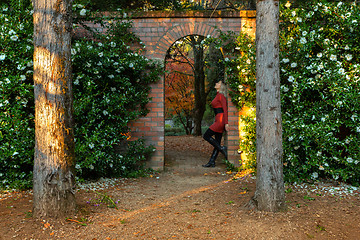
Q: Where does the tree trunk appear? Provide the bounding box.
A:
[32,0,76,218]
[192,36,206,136]
[250,0,284,212]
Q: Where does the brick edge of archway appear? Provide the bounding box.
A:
[128,11,256,170]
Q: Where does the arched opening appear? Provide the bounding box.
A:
[163,34,228,172]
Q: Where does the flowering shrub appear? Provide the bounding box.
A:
[226,1,360,185]
[0,0,162,189]
[204,1,359,186]
[280,1,360,185]
[71,6,162,178]
[0,0,35,189]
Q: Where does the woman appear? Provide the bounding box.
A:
[202,80,229,167]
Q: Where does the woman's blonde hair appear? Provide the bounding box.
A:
[218,80,227,95]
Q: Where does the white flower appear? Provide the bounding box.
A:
[291,62,297,68]
[71,48,77,55]
[324,39,330,44]
[291,11,296,17]
[317,64,324,70]
[20,75,26,81]
[317,53,322,58]
[246,59,251,64]
[111,87,116,91]
[288,136,294,141]
[89,143,94,149]
[108,75,114,79]
[356,126,360,133]
[338,68,345,74]
[13,152,19,156]
[297,17,302,22]
[98,42,103,47]
[225,57,229,62]
[300,37,307,44]
[0,54,6,61]
[89,165,94,170]
[10,35,18,41]
[75,164,81,169]
[345,45,350,50]
[80,9,87,16]
[302,31,307,36]
[110,42,116,47]
[285,1,291,8]
[123,12,127,18]
[311,172,318,179]
[207,34,211,38]
[345,54,352,61]
[288,76,294,82]
[319,166,324,170]
[17,64,25,70]
[129,63,134,68]
[330,55,337,61]
[347,157,353,164]
[74,79,79,85]
[98,52,103,57]
[103,110,108,115]
[283,58,290,63]
[316,151,322,156]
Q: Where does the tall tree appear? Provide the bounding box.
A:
[190,35,207,136]
[165,35,208,136]
[32,0,76,217]
[250,0,284,211]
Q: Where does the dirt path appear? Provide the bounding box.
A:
[1,136,359,239]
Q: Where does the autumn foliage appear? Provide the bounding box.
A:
[165,60,195,135]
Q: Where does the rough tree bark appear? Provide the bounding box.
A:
[250,0,285,212]
[190,35,207,136]
[32,0,76,217]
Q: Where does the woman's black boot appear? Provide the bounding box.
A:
[202,149,218,167]
[206,137,228,160]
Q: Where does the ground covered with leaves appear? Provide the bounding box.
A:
[1,136,359,239]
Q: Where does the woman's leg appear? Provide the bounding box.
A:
[203,128,227,160]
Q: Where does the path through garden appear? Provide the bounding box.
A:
[0,135,359,239]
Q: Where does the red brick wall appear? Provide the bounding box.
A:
[128,10,256,170]
[76,10,256,170]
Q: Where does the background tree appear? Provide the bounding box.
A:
[165,62,195,135]
[250,0,284,212]
[32,0,76,217]
[166,35,224,136]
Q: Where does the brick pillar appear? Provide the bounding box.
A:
[226,92,241,167]
[128,76,165,171]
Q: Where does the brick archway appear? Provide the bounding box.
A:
[127,10,256,170]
